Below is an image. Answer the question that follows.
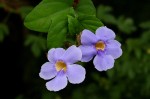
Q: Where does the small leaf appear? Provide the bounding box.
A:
[78,15,103,32]
[68,15,83,35]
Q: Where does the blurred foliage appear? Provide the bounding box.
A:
[18,6,33,19]
[97,5,136,34]
[24,34,46,57]
[140,21,150,29]
[0,23,9,42]
[0,0,150,99]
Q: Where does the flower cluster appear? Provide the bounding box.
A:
[39,26,122,91]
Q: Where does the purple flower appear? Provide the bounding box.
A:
[39,45,86,91]
[79,26,122,71]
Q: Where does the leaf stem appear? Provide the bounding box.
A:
[73,0,79,8]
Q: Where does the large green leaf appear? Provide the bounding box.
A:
[75,0,96,16]
[24,0,96,32]
[47,15,68,48]
[24,0,74,32]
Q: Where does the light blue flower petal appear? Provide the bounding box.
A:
[79,45,96,62]
[81,29,98,45]
[96,26,116,41]
[48,48,56,63]
[39,62,57,80]
[106,40,122,59]
[46,71,67,91]
[106,40,121,47]
[93,55,114,71]
[66,64,86,84]
[54,48,65,60]
[62,45,82,64]
[106,47,122,59]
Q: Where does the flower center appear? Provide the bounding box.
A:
[95,41,106,51]
[55,61,67,72]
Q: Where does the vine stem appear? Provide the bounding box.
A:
[73,0,80,8]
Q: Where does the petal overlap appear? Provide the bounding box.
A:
[46,71,67,91]
[79,45,96,62]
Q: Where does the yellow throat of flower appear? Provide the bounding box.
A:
[95,41,105,51]
[55,61,67,72]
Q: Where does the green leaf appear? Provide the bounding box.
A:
[78,15,103,32]
[24,0,74,32]
[47,16,68,48]
[75,0,96,16]
[24,0,96,32]
[68,15,83,35]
